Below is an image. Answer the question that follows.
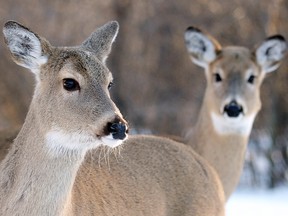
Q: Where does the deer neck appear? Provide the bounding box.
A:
[0,107,84,216]
[186,101,250,200]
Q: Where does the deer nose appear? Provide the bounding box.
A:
[224,101,243,117]
[106,121,128,140]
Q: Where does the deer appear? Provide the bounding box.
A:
[184,26,287,201]
[0,21,225,215]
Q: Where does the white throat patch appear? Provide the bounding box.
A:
[45,128,126,156]
[45,129,102,155]
[211,112,255,136]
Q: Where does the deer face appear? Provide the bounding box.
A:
[3,21,128,153]
[206,48,262,122]
[185,27,287,136]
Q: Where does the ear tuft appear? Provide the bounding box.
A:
[267,35,285,41]
[186,26,202,33]
[184,26,221,68]
[82,21,119,63]
[255,35,287,73]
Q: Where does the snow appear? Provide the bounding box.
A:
[226,187,288,216]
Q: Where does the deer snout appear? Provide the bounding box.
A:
[101,116,128,148]
[106,121,128,140]
[224,100,243,118]
[104,116,129,140]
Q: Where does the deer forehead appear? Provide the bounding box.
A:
[214,47,253,67]
[45,49,112,84]
[210,47,260,77]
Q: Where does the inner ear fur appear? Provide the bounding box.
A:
[3,21,50,73]
[184,26,222,68]
[254,34,287,73]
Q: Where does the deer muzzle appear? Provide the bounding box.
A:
[223,100,243,118]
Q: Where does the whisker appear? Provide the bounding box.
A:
[98,146,104,168]
[106,147,111,171]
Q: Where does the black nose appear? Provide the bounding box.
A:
[224,101,243,117]
[107,122,128,140]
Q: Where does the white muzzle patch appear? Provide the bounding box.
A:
[211,112,256,136]
[101,134,127,148]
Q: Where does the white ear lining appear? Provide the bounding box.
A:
[256,37,287,73]
[185,29,218,68]
[3,23,47,73]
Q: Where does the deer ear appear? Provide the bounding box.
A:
[3,21,48,74]
[255,35,287,73]
[82,21,119,63]
[184,26,221,68]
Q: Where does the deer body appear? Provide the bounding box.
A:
[73,135,224,216]
[0,21,225,215]
[184,27,287,200]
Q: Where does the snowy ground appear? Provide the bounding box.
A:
[226,187,288,216]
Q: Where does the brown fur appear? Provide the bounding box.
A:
[74,136,224,216]
[0,21,225,215]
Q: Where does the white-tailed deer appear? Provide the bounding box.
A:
[184,26,287,200]
[0,21,225,215]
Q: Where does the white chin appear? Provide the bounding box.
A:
[101,134,127,148]
[211,112,255,136]
[223,112,244,122]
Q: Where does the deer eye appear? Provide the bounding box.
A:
[247,75,255,84]
[108,81,114,90]
[63,78,80,91]
[214,73,222,82]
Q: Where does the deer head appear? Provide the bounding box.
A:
[3,21,128,154]
[185,26,287,135]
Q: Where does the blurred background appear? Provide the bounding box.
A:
[0,0,287,213]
